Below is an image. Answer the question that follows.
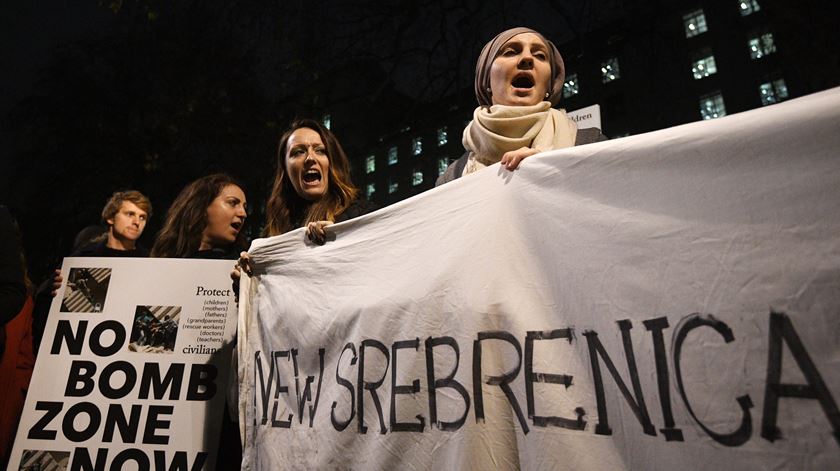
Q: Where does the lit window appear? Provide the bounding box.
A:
[759,79,789,106]
[691,55,718,80]
[322,114,331,130]
[388,146,398,165]
[699,92,726,120]
[773,79,789,99]
[388,178,398,194]
[366,183,375,199]
[600,58,620,83]
[748,33,776,59]
[438,157,450,176]
[563,73,580,97]
[739,0,760,16]
[683,9,708,38]
[412,137,423,156]
[365,155,375,174]
[412,169,424,186]
[437,127,448,146]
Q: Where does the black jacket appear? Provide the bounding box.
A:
[71,240,150,258]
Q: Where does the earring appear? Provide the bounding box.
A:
[486,87,491,93]
[545,92,550,98]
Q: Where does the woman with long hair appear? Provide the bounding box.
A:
[264,118,372,243]
[151,174,248,470]
[437,27,606,185]
[152,173,248,259]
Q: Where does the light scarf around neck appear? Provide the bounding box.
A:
[461,101,577,176]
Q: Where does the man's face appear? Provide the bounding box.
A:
[108,201,148,242]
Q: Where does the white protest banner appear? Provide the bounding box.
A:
[239,87,840,470]
[8,258,237,471]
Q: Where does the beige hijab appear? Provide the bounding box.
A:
[463,27,577,176]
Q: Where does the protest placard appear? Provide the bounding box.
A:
[8,258,237,471]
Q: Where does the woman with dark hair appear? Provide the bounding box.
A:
[152,174,248,259]
[151,174,248,470]
[264,118,374,243]
[437,27,606,185]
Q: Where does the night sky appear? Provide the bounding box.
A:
[1,0,621,279]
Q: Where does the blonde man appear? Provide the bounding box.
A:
[74,191,153,256]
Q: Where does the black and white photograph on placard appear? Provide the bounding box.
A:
[59,267,111,313]
[17,450,71,471]
[128,305,181,353]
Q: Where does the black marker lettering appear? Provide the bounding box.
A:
[291,348,326,427]
[254,351,275,425]
[643,317,683,441]
[473,331,529,434]
[425,336,470,432]
[525,329,585,430]
[332,343,357,431]
[761,311,840,447]
[673,313,752,446]
[583,320,656,436]
[390,338,425,432]
[357,339,389,434]
[271,351,292,428]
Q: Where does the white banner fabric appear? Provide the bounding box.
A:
[239,88,840,470]
[8,258,238,471]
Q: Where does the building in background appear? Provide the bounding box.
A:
[328,0,838,206]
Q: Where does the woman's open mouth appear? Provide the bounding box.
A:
[303,169,322,185]
[511,74,535,89]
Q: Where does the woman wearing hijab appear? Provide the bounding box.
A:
[437,27,606,185]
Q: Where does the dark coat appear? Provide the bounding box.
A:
[335,198,378,223]
[71,240,150,258]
